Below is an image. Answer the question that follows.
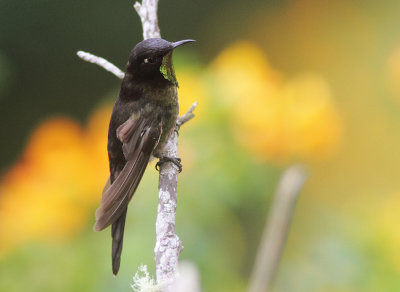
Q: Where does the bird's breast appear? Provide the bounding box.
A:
[144,86,179,157]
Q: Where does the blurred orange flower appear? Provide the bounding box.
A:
[210,41,342,164]
[0,66,206,257]
[0,105,111,257]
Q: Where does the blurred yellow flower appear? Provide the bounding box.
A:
[210,41,282,106]
[177,67,209,119]
[0,106,111,257]
[387,45,400,102]
[375,192,400,273]
[210,41,342,164]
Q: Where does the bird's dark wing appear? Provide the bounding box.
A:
[94,114,162,232]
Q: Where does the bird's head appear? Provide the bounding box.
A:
[126,38,195,86]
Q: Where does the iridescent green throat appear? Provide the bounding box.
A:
[160,51,178,87]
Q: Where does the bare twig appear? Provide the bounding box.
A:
[248,165,307,292]
[177,101,198,128]
[76,51,125,79]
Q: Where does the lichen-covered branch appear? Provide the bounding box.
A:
[154,130,182,285]
[248,165,307,292]
[134,0,161,40]
[153,102,197,287]
[134,0,189,288]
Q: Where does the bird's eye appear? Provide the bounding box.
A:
[143,57,156,64]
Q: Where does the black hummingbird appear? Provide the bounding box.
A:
[93,38,195,275]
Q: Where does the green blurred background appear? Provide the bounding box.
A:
[1,0,400,291]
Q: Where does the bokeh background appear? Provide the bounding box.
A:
[1,0,400,291]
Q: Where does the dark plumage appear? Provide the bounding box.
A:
[94,38,195,275]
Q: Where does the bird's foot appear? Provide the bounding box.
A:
[155,156,182,173]
[174,124,181,135]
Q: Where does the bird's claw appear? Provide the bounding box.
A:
[174,124,181,135]
[155,156,182,173]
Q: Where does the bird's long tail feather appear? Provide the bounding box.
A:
[111,208,127,276]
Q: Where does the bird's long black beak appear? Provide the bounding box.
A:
[172,39,196,49]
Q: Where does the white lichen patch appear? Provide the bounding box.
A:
[159,190,170,203]
[131,265,163,292]
[167,171,175,180]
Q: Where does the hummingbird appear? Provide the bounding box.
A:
[93,38,195,276]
